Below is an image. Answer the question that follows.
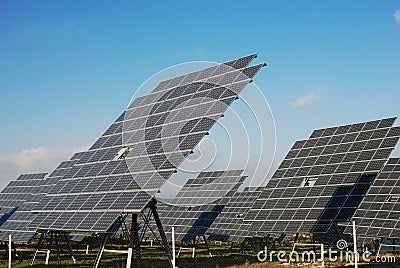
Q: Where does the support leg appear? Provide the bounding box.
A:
[202,235,212,257]
[192,237,196,258]
[139,211,150,241]
[377,238,383,256]
[288,233,299,264]
[93,233,109,268]
[149,200,173,268]
[64,232,77,264]
[46,232,54,265]
[393,238,395,253]
[55,233,61,264]
[11,242,17,258]
[141,210,159,241]
[8,235,11,268]
[333,223,342,242]
[3,241,8,255]
[129,214,141,268]
[177,247,182,257]
[121,215,130,243]
[31,233,45,266]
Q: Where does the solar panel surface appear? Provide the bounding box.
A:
[0,173,47,242]
[0,173,47,218]
[151,170,245,242]
[0,173,47,213]
[207,187,262,243]
[29,55,265,233]
[344,157,400,242]
[0,153,83,242]
[245,118,400,240]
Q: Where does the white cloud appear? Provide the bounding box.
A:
[291,89,324,108]
[0,146,87,189]
[394,10,400,24]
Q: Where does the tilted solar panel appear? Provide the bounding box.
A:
[207,187,262,243]
[28,55,265,233]
[0,173,47,213]
[343,157,400,242]
[150,170,245,242]
[245,118,400,240]
[0,173,47,242]
[0,153,83,242]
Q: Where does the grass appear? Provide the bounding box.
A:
[0,247,260,268]
[0,238,399,267]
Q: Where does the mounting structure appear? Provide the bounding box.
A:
[94,199,173,268]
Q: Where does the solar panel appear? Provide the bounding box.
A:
[28,55,265,233]
[0,153,83,242]
[343,156,400,242]
[207,187,262,243]
[245,118,400,240]
[152,54,258,93]
[150,170,245,243]
[0,173,46,211]
[0,173,47,229]
[311,173,377,242]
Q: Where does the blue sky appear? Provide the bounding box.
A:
[1,1,400,188]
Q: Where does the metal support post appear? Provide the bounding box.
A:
[149,199,173,268]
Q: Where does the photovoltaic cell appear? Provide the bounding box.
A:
[245,118,400,240]
[28,55,265,233]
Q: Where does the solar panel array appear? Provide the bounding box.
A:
[4,52,400,248]
[0,173,47,242]
[207,187,262,243]
[29,55,265,233]
[0,173,47,218]
[152,170,245,242]
[345,158,400,242]
[0,153,84,242]
[245,118,400,239]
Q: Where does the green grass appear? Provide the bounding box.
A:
[0,245,259,268]
[1,239,400,268]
